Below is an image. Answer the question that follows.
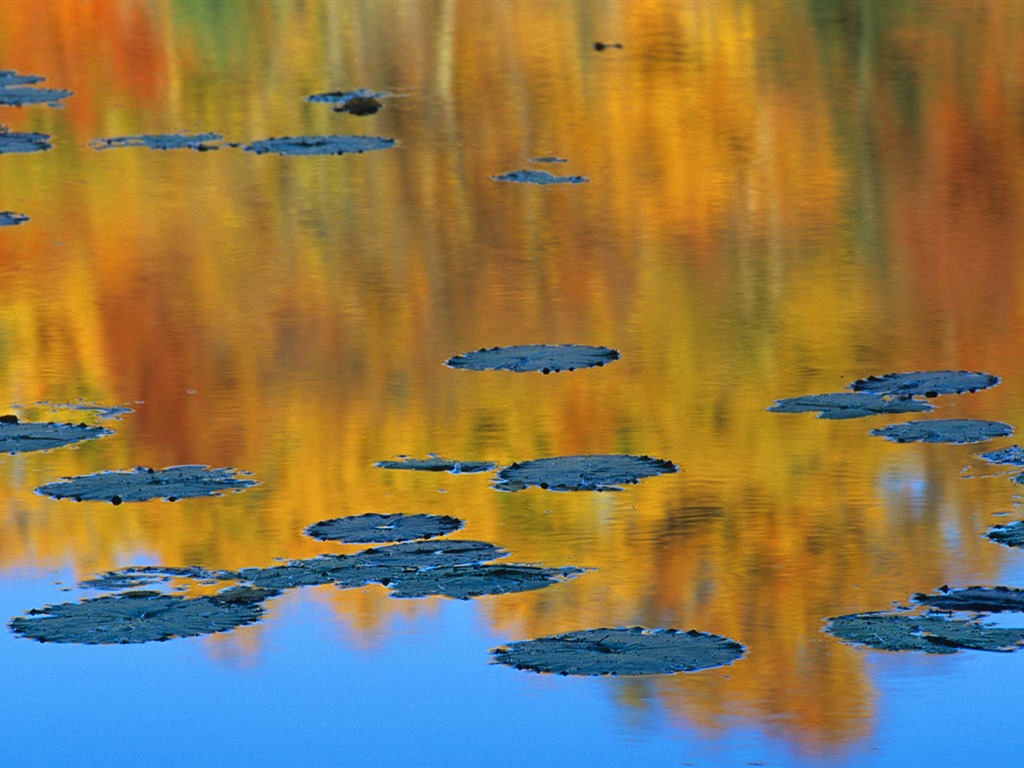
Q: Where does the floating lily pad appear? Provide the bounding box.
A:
[491,627,746,676]
[236,555,375,590]
[979,445,1024,466]
[9,587,277,644]
[244,135,396,156]
[0,70,44,87]
[446,344,620,374]
[78,565,230,592]
[849,371,1000,397]
[493,454,678,492]
[767,392,935,419]
[492,169,589,185]
[90,133,223,151]
[530,156,568,163]
[0,71,71,107]
[987,521,1024,548]
[825,611,1024,653]
[913,586,1024,613]
[386,563,588,600]
[374,454,497,474]
[37,401,134,420]
[35,465,258,503]
[0,416,112,455]
[0,131,51,153]
[305,513,464,543]
[0,211,28,226]
[870,419,1012,444]
[308,89,387,115]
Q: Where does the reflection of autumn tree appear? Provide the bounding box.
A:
[1,0,1024,755]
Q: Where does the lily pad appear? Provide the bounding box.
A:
[236,555,377,590]
[0,70,44,87]
[0,416,112,455]
[9,587,277,644]
[78,565,230,592]
[870,419,1012,444]
[530,156,568,163]
[374,454,497,474]
[386,563,589,600]
[0,131,51,153]
[305,513,464,543]
[90,133,223,151]
[446,344,620,374]
[244,135,396,156]
[979,445,1024,466]
[491,627,746,676]
[308,89,387,115]
[0,211,28,226]
[35,465,258,503]
[0,71,71,107]
[850,371,1000,397]
[493,454,678,492]
[767,392,935,419]
[986,521,1024,548]
[825,611,1024,653]
[913,586,1024,613]
[37,401,134,420]
[492,169,589,185]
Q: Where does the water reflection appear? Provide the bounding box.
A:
[2,0,1024,757]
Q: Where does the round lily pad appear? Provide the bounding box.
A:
[492,170,589,185]
[0,131,52,154]
[491,627,746,676]
[0,417,112,455]
[913,586,1024,613]
[493,454,678,492]
[850,371,1000,397]
[10,587,277,644]
[374,454,496,473]
[869,419,1013,444]
[244,135,396,156]
[385,564,589,600]
[446,344,620,374]
[90,133,223,151]
[305,513,464,543]
[0,211,28,226]
[825,611,1024,653]
[767,392,935,419]
[35,465,258,503]
[986,521,1024,548]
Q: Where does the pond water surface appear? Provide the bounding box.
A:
[3,1,1024,765]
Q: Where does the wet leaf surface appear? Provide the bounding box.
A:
[78,566,231,591]
[0,71,71,107]
[36,465,258,503]
[493,454,678,492]
[0,70,44,87]
[979,445,1024,466]
[492,169,589,184]
[825,611,1024,653]
[849,370,1000,397]
[305,513,464,543]
[374,454,497,473]
[307,89,387,114]
[386,563,589,600]
[446,344,620,373]
[491,627,746,676]
[244,135,396,155]
[0,211,28,226]
[9,587,277,644]
[987,521,1024,548]
[913,586,1024,613]
[870,419,1013,444]
[0,417,112,455]
[90,133,224,151]
[767,392,935,419]
[0,131,52,154]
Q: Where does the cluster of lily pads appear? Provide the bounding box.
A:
[771,369,1024,654]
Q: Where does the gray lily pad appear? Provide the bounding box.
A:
[236,555,376,590]
[0,131,52,153]
[870,419,1013,444]
[491,627,746,676]
[0,71,71,107]
[492,169,589,185]
[0,70,45,87]
[979,445,1024,466]
[9,587,277,644]
[446,344,620,374]
[0,211,28,226]
[0,416,112,455]
[825,611,1024,653]
[305,513,464,543]
[767,392,935,419]
[78,565,231,592]
[913,586,1024,613]
[35,465,258,504]
[493,454,678,492]
[307,89,387,115]
[530,156,568,163]
[90,133,223,151]
[374,454,497,474]
[986,521,1024,548]
[850,371,1000,397]
[244,135,396,156]
[386,563,589,600]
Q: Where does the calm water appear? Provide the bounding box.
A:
[3,1,1024,765]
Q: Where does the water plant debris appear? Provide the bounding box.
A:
[0,131,52,154]
[386,564,589,600]
[244,135,396,156]
[493,454,678,492]
[492,169,589,185]
[986,521,1024,549]
[869,419,1013,445]
[305,513,465,543]
[767,392,935,419]
[307,89,387,115]
[90,133,224,151]
[36,465,258,503]
[374,454,497,473]
[978,445,1024,466]
[491,627,746,676]
[849,370,1000,397]
[446,344,620,373]
[0,211,28,226]
[0,70,71,107]
[825,611,1024,653]
[0,416,112,455]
